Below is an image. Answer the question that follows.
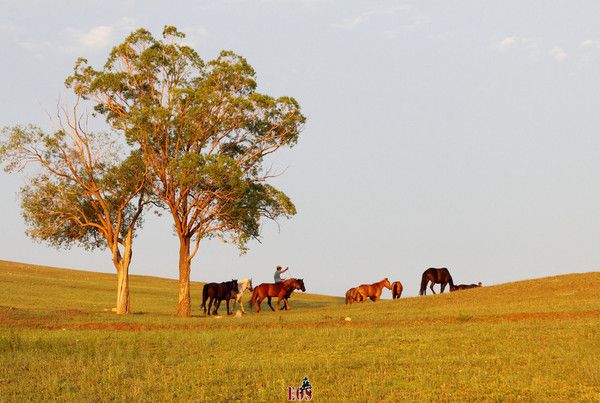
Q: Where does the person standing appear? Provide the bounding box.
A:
[274,266,289,283]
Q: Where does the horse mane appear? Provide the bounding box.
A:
[445,269,454,287]
[281,278,298,289]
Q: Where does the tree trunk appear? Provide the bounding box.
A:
[116,265,130,314]
[177,236,192,317]
[114,232,133,315]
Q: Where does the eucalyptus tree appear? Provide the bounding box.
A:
[0,103,148,314]
[66,26,305,317]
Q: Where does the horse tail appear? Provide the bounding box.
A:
[446,269,454,287]
[249,287,258,307]
[419,273,428,296]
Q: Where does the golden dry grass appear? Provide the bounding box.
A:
[1,260,599,401]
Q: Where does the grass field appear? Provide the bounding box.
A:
[1,259,599,401]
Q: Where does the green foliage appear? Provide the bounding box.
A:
[20,176,102,250]
[0,125,148,252]
[65,25,305,250]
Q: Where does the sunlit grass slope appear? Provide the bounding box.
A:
[1,260,599,401]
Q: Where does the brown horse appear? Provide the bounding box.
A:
[391,281,403,299]
[419,268,454,295]
[345,287,357,304]
[356,278,392,302]
[201,280,239,316]
[249,278,306,312]
[345,287,366,304]
[267,279,306,311]
[450,282,482,291]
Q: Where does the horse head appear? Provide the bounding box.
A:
[383,277,392,290]
[284,278,305,292]
[230,279,239,294]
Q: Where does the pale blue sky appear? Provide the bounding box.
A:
[2,1,600,298]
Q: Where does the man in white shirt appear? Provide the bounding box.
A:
[274,266,289,283]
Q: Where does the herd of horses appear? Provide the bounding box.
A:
[345,267,482,304]
[201,278,306,315]
[201,268,482,315]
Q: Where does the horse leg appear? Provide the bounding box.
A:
[214,297,218,313]
[283,297,290,310]
[207,296,213,316]
[255,296,262,313]
[238,295,246,313]
[210,297,216,315]
[358,291,365,303]
[267,296,275,311]
[440,282,447,293]
[275,297,283,311]
[230,295,237,311]
[213,299,221,315]
[234,294,241,313]
[430,282,436,294]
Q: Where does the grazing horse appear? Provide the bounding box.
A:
[450,282,482,292]
[231,278,253,313]
[356,278,392,302]
[419,268,454,295]
[249,278,306,313]
[267,279,306,311]
[201,280,239,316]
[391,281,403,299]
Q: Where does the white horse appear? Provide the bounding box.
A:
[232,278,253,313]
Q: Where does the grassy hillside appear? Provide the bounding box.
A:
[1,260,599,401]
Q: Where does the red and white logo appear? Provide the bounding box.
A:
[288,376,313,401]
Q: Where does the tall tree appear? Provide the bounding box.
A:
[67,26,305,316]
[0,100,148,314]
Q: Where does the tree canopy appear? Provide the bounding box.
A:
[0,102,148,313]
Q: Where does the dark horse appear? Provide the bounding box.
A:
[450,282,482,291]
[249,278,306,312]
[391,281,403,299]
[201,280,239,316]
[266,279,306,311]
[419,268,454,295]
